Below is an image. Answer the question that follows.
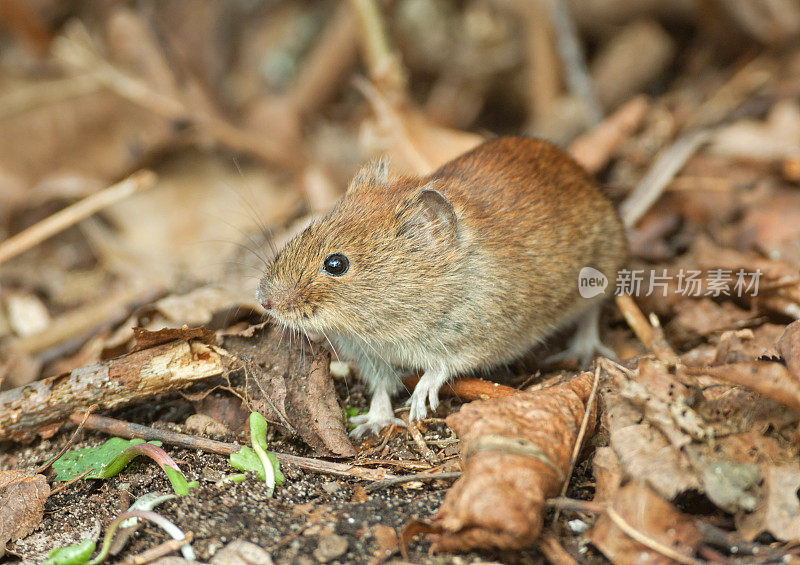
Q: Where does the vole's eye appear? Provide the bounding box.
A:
[323,253,349,276]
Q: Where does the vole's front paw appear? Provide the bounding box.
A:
[407,384,440,423]
[349,413,405,438]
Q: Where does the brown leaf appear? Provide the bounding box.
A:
[688,360,800,412]
[778,320,800,378]
[589,482,701,564]
[426,372,596,552]
[738,465,800,542]
[0,470,50,555]
[239,324,355,457]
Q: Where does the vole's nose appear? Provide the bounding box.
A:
[264,299,272,310]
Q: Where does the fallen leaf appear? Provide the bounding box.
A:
[0,470,50,556]
[778,320,800,378]
[738,465,800,542]
[240,324,356,457]
[426,372,596,552]
[590,482,701,564]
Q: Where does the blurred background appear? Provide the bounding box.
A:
[1,0,799,389]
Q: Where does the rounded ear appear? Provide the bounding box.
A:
[396,187,458,247]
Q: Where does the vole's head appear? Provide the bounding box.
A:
[257,159,459,339]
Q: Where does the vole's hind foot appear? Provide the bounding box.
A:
[349,385,405,438]
[407,368,450,422]
[349,413,406,438]
[546,304,617,365]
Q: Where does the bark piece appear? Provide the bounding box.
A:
[425,372,596,552]
[0,339,223,441]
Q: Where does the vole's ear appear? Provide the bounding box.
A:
[348,157,390,191]
[396,185,458,247]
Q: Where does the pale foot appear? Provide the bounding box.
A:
[349,387,405,438]
[407,368,450,423]
[546,303,617,365]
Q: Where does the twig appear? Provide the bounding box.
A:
[365,471,462,493]
[11,286,161,355]
[544,0,602,126]
[568,95,649,174]
[615,295,677,364]
[547,497,703,564]
[120,532,193,565]
[291,3,359,117]
[407,424,440,466]
[619,129,711,228]
[0,171,156,266]
[553,366,601,523]
[53,25,305,171]
[48,469,93,497]
[69,413,397,482]
[35,405,97,474]
[605,506,704,565]
[546,496,605,514]
[346,0,406,95]
[538,532,580,565]
[0,74,102,120]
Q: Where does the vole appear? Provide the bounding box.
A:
[257,137,626,437]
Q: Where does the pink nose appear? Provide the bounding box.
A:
[265,299,272,310]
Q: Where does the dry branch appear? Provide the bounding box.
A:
[0,339,223,442]
[0,170,155,266]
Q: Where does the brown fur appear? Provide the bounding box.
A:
[258,137,626,424]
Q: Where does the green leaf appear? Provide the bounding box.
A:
[42,539,96,565]
[229,446,284,485]
[52,438,156,481]
[163,466,191,496]
[250,412,270,450]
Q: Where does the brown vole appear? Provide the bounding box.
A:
[257,137,626,437]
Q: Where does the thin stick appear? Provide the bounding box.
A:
[346,0,406,94]
[605,506,703,565]
[619,129,711,228]
[546,496,606,514]
[0,171,156,266]
[120,532,193,565]
[49,469,93,497]
[69,413,396,482]
[35,405,97,474]
[553,366,600,523]
[544,0,602,126]
[365,471,462,492]
[615,295,677,364]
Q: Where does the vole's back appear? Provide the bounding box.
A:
[421,137,626,367]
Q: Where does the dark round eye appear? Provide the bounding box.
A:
[323,253,349,276]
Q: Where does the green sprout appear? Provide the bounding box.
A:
[52,438,197,496]
[228,412,284,494]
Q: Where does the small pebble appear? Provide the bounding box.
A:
[329,361,351,378]
[321,481,341,494]
[210,540,273,565]
[313,533,348,563]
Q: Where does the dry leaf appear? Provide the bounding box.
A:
[0,470,50,556]
[738,465,800,542]
[590,482,701,564]
[240,324,355,457]
[422,372,596,552]
[778,320,800,378]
